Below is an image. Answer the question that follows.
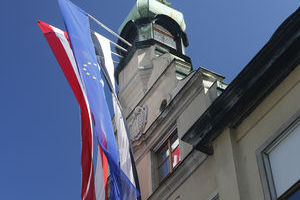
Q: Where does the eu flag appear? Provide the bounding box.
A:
[58,0,139,199]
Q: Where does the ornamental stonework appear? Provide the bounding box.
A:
[129,105,148,140]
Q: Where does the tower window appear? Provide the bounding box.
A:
[153,24,177,50]
[156,130,180,183]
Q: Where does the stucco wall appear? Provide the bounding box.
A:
[177,88,211,159]
[137,66,299,200]
[212,65,300,200]
[118,46,173,117]
[136,152,153,200]
[213,128,241,200]
[166,156,217,200]
[234,65,299,200]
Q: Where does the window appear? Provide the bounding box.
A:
[257,114,300,200]
[156,131,180,183]
[279,181,300,200]
[138,23,152,41]
[269,124,300,198]
[153,24,177,50]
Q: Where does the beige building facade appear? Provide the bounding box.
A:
[116,1,300,199]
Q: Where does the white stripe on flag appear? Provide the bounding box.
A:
[95,145,106,200]
[93,32,136,187]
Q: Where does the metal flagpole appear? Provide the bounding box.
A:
[88,14,132,47]
[109,40,128,53]
[90,29,128,53]
[96,55,119,64]
[111,51,123,58]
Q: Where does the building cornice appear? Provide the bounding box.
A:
[115,39,192,83]
[182,8,300,154]
[133,69,204,163]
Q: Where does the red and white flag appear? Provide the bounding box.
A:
[37,20,108,200]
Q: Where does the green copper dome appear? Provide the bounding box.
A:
[118,0,186,34]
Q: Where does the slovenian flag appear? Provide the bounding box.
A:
[91,31,141,200]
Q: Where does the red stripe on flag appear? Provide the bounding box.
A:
[38,20,96,200]
[99,144,108,200]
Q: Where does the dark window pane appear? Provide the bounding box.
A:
[156,130,181,184]
[158,158,170,182]
[287,188,300,200]
[157,145,170,165]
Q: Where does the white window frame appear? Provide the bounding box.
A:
[256,112,300,200]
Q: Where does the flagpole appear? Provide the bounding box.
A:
[90,29,128,53]
[111,51,123,58]
[96,55,119,64]
[109,40,128,53]
[88,14,132,47]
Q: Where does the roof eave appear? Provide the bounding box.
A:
[181,8,300,154]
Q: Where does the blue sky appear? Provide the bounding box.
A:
[0,0,298,199]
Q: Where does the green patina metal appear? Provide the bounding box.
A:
[118,0,186,34]
[156,0,171,6]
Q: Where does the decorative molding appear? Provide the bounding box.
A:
[182,7,300,152]
[129,105,148,140]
